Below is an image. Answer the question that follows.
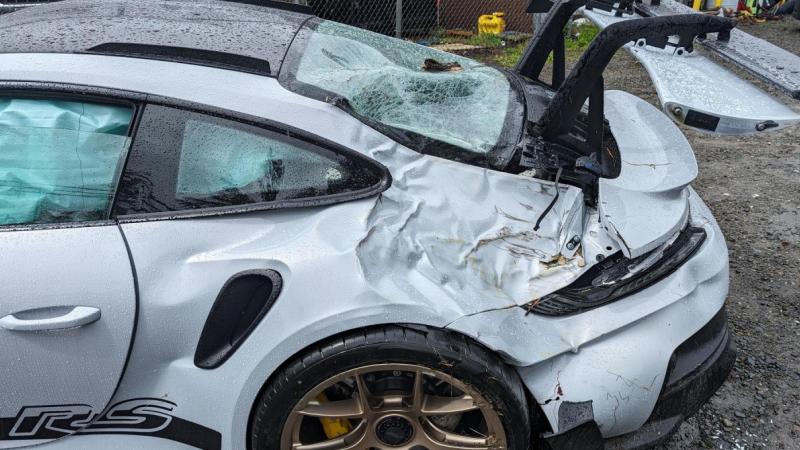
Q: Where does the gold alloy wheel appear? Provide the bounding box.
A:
[281,363,508,450]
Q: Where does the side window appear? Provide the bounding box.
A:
[115,105,387,216]
[0,98,133,226]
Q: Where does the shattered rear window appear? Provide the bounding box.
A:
[281,20,521,158]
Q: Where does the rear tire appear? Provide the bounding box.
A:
[250,326,531,450]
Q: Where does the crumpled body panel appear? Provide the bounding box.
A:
[448,190,729,437]
[358,151,586,311]
[600,90,697,258]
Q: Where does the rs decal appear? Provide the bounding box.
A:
[0,398,220,450]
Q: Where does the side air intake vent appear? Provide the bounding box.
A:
[85,43,272,76]
[195,270,283,369]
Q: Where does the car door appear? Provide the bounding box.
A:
[0,95,136,447]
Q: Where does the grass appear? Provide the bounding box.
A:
[495,42,528,67]
[491,22,600,68]
[465,33,505,48]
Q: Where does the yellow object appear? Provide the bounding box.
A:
[316,394,352,439]
[478,12,506,35]
[692,0,703,10]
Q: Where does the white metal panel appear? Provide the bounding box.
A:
[583,7,800,134]
[0,225,135,448]
[599,90,697,258]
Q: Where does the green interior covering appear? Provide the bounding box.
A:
[176,119,338,199]
[0,99,133,226]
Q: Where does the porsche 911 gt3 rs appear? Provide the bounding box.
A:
[2,0,786,448]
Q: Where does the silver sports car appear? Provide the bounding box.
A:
[3,0,796,449]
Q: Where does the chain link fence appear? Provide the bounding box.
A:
[1,0,535,57]
[308,0,532,40]
[305,0,534,63]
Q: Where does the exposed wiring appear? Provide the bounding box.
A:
[533,166,563,231]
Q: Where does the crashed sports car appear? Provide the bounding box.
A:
[0,0,798,449]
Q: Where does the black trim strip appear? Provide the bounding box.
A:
[110,225,140,418]
[0,398,221,450]
[85,43,272,77]
[528,226,707,316]
[223,0,313,15]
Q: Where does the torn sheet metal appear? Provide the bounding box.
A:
[447,189,730,437]
[583,7,800,134]
[600,90,695,258]
[356,154,590,310]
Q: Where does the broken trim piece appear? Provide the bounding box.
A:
[527,227,706,316]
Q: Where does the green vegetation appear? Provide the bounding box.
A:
[496,42,527,68]
[492,22,600,68]
[465,33,505,48]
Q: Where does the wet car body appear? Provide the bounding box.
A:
[0,0,745,449]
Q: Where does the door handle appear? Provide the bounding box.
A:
[0,306,101,331]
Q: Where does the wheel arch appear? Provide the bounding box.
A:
[243,322,549,449]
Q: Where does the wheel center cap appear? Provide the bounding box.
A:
[375,415,414,446]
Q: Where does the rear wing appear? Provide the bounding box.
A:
[638,0,800,99]
[520,0,800,139]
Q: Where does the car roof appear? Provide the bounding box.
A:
[0,0,311,77]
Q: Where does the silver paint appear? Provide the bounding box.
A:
[583,7,800,134]
[639,0,800,99]
[0,225,135,446]
[0,53,734,448]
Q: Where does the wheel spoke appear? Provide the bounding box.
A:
[354,373,373,412]
[297,398,363,419]
[294,420,368,450]
[419,417,493,450]
[411,369,425,411]
[421,394,479,415]
[281,363,507,450]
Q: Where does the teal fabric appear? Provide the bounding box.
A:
[0,99,133,226]
[176,119,335,199]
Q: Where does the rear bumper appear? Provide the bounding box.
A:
[544,308,736,450]
[605,308,736,450]
[447,190,733,444]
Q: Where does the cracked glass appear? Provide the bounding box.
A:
[290,20,518,156]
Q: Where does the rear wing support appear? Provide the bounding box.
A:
[517,0,586,88]
[535,14,734,143]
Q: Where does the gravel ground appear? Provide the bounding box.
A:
[594,18,800,450]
